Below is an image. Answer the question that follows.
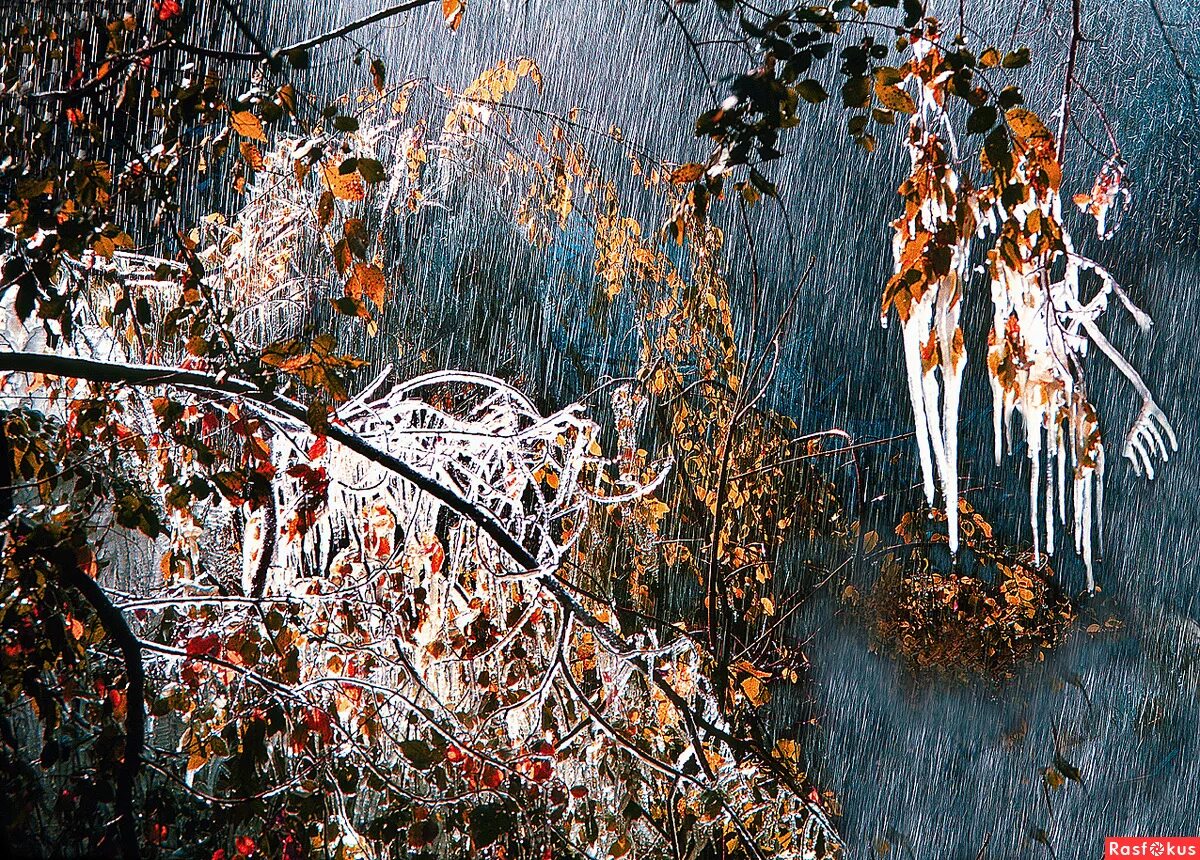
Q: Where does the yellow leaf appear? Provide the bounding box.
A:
[516,56,543,90]
[980,47,1001,68]
[230,110,265,141]
[740,675,770,707]
[92,235,115,259]
[1005,107,1051,141]
[874,81,915,114]
[346,262,387,309]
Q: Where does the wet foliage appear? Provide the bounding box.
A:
[861,499,1075,681]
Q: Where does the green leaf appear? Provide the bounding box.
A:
[332,115,360,133]
[1054,752,1084,785]
[468,804,511,850]
[997,85,1024,109]
[983,126,1011,175]
[331,296,369,317]
[748,168,777,197]
[398,740,443,770]
[285,48,310,70]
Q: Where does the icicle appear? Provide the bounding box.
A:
[1044,439,1055,557]
[1057,430,1067,526]
[1028,414,1042,565]
[901,312,937,506]
[1081,473,1094,589]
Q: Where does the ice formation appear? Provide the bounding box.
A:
[886,38,1175,588]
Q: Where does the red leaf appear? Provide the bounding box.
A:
[185,634,221,659]
[155,0,183,22]
[303,708,333,744]
[235,835,256,857]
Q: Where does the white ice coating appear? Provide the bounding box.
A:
[890,42,1175,586]
[891,57,970,555]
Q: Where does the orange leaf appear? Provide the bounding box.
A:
[442,0,464,30]
[346,263,386,309]
[670,163,705,185]
[1005,107,1051,142]
[239,140,264,172]
[322,160,365,201]
[230,110,265,141]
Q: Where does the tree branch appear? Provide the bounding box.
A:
[198,0,443,62]
[1056,0,1083,163]
[57,553,145,860]
[0,349,840,850]
[1148,0,1199,103]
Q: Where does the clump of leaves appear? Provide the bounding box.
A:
[863,499,1074,680]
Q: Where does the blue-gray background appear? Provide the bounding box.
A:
[190,1,1200,855]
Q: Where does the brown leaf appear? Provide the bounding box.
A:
[277,83,296,114]
[239,141,264,172]
[1005,108,1051,142]
[670,163,705,185]
[874,81,916,114]
[230,110,265,141]
[347,263,387,310]
[316,191,335,229]
[322,159,365,201]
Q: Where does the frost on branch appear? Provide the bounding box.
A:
[149,369,840,858]
[884,35,1175,587]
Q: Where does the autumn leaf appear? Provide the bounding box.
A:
[230,110,265,141]
[1002,46,1032,69]
[1005,107,1051,142]
[92,235,116,259]
[185,633,221,659]
[670,163,704,185]
[740,675,770,707]
[346,262,387,309]
[154,0,182,22]
[239,141,264,172]
[516,56,543,91]
[442,0,464,30]
[795,79,828,104]
[322,159,366,201]
[370,57,386,93]
[874,81,916,114]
